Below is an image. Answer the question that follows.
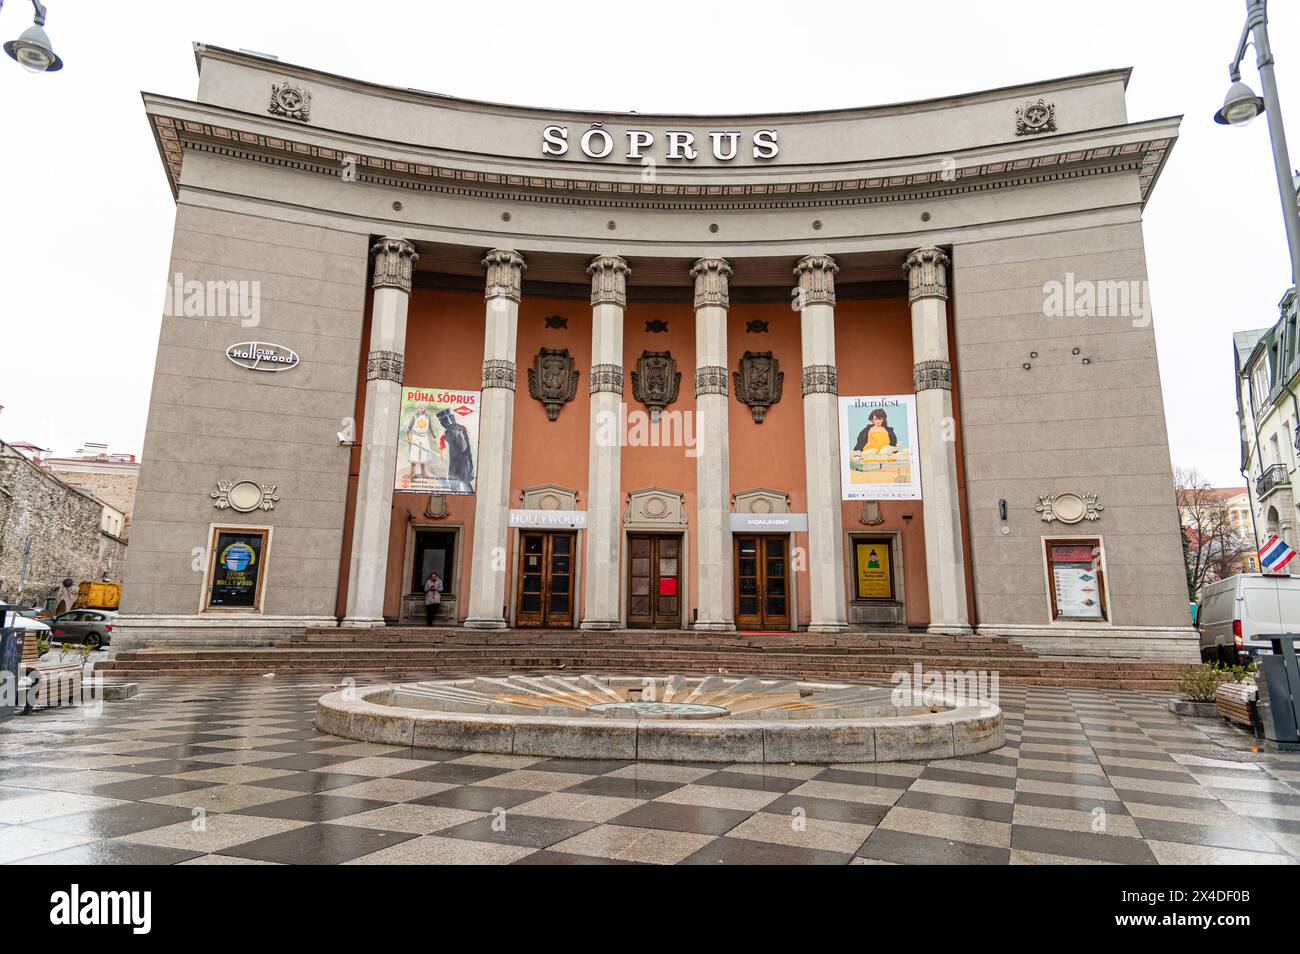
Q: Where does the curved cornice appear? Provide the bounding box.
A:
[146,96,1175,210]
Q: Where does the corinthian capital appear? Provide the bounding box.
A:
[371,237,418,292]
[794,254,838,307]
[904,247,950,303]
[588,255,630,307]
[690,257,733,310]
[482,249,527,302]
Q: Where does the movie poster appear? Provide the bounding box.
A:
[839,394,922,500]
[394,386,480,495]
[855,540,894,600]
[208,530,267,608]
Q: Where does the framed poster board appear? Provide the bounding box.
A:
[395,385,481,495]
[1045,539,1107,621]
[838,395,922,500]
[853,538,895,601]
[205,526,271,612]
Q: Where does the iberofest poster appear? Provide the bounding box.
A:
[839,394,922,500]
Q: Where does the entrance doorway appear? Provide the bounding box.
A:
[734,534,791,630]
[627,533,682,629]
[411,529,456,623]
[516,531,576,628]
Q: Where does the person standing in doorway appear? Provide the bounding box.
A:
[423,570,443,625]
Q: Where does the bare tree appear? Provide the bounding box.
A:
[1175,466,1252,598]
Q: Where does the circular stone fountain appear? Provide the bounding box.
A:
[316,674,1003,763]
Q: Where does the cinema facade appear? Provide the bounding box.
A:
[117,44,1196,660]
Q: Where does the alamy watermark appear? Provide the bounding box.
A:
[162,272,261,326]
[1043,273,1150,327]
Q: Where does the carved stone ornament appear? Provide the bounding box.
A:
[371,237,418,292]
[800,364,837,396]
[482,248,526,302]
[589,363,624,395]
[268,81,311,122]
[746,320,769,334]
[913,359,952,392]
[624,487,688,531]
[527,347,579,421]
[630,350,681,420]
[691,257,732,310]
[1035,491,1102,524]
[695,365,728,397]
[589,255,630,307]
[424,494,449,519]
[645,320,669,333]
[544,315,568,329]
[1015,98,1056,136]
[734,351,784,423]
[212,480,280,513]
[859,501,885,526]
[481,358,516,391]
[903,247,949,303]
[793,255,838,307]
[366,350,404,383]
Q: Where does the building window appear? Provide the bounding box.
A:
[852,537,895,601]
[1252,359,1272,416]
[1045,538,1107,622]
[204,526,271,611]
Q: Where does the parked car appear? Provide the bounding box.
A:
[2,609,50,636]
[1198,573,1300,663]
[48,610,116,649]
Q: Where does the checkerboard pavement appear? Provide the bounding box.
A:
[3,675,1299,865]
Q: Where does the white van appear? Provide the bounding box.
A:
[1198,574,1300,663]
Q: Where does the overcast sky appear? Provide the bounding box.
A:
[0,0,1294,486]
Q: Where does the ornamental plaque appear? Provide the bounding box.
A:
[1035,492,1102,524]
[527,348,579,421]
[630,350,681,420]
[268,81,312,122]
[734,351,784,423]
[1015,98,1056,136]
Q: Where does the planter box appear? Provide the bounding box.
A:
[1168,698,1218,718]
[1215,682,1257,726]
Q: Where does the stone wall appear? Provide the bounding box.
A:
[49,469,137,539]
[0,447,128,611]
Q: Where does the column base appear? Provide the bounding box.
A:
[340,617,386,629]
[927,623,974,636]
[807,623,849,634]
[463,618,508,630]
[693,620,736,632]
[580,620,621,631]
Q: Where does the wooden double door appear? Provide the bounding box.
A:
[734,534,791,630]
[516,531,576,628]
[627,534,681,629]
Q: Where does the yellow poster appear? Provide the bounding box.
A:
[856,541,892,600]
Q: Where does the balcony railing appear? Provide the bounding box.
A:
[1257,462,1290,500]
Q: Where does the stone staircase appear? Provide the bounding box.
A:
[94,627,1189,689]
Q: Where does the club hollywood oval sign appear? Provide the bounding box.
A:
[226,341,300,372]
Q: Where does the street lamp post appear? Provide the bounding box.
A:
[0,0,62,73]
[1217,0,1300,289]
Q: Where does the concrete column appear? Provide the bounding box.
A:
[464,250,527,629]
[904,247,971,635]
[582,255,629,630]
[691,257,735,631]
[795,254,849,633]
[344,237,418,627]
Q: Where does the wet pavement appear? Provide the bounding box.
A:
[2,674,1298,864]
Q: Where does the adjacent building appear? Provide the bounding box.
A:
[1236,289,1300,569]
[116,45,1196,660]
[44,443,140,540]
[0,441,128,612]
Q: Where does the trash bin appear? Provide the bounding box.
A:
[0,604,27,719]
[1254,633,1300,751]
